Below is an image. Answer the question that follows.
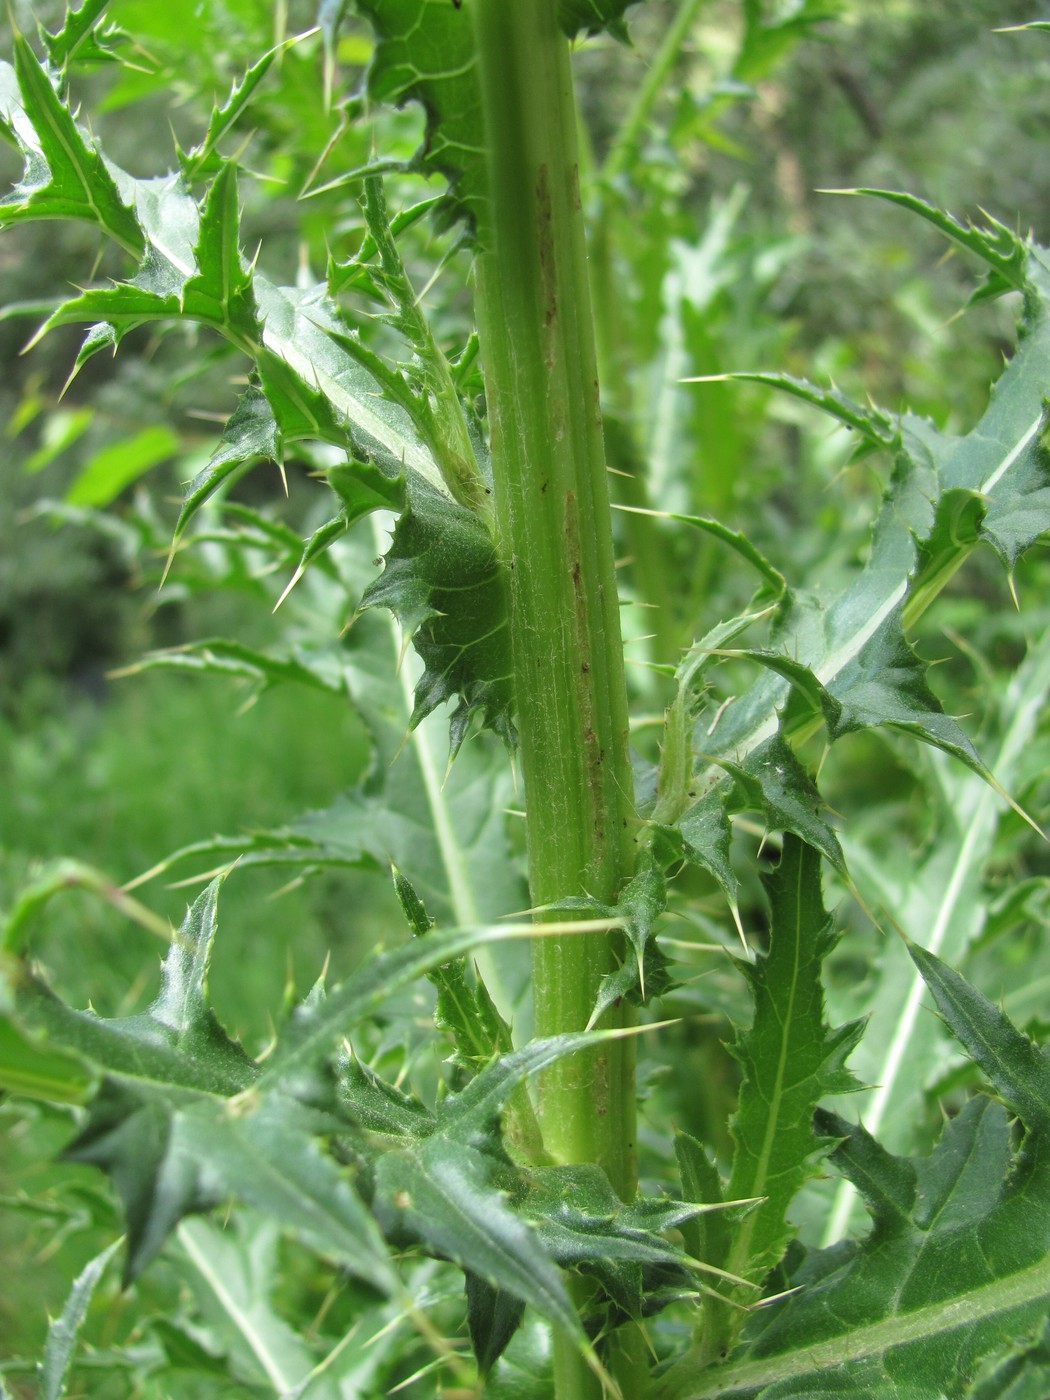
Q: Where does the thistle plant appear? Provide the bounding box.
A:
[2,4,1050,1398]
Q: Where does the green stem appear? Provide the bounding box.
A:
[602,0,708,184]
[470,1,644,1392]
[361,176,491,520]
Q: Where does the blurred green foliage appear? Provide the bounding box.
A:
[0,1,1049,1393]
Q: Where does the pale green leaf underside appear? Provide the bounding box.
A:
[681,232,1050,823]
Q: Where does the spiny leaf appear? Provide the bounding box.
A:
[180,162,259,340]
[688,235,1050,818]
[376,1135,580,1338]
[178,48,278,182]
[540,847,672,1021]
[393,865,512,1069]
[12,888,541,1288]
[41,1239,122,1400]
[118,638,349,700]
[732,608,986,781]
[698,835,863,1358]
[905,940,1050,1133]
[253,277,448,490]
[351,0,641,234]
[368,1029,698,1361]
[41,1,125,70]
[522,1164,702,1323]
[979,404,1050,572]
[0,37,143,255]
[361,483,514,753]
[327,195,442,296]
[684,371,899,453]
[172,386,279,541]
[659,951,1050,1399]
[64,1080,229,1281]
[842,188,1028,303]
[713,732,846,877]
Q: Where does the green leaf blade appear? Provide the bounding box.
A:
[3,35,143,255]
[41,1240,122,1400]
[719,837,863,1305]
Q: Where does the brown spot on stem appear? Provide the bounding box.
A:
[536,164,556,338]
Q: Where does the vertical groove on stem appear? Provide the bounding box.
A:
[470,0,644,1391]
[471,0,636,1190]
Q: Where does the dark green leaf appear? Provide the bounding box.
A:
[906,940,1050,1134]
[696,836,863,1357]
[714,733,846,877]
[523,1164,698,1321]
[361,483,514,751]
[377,1134,579,1334]
[466,1273,526,1376]
[659,956,1050,1398]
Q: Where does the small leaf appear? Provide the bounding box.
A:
[523,1164,698,1322]
[180,162,259,340]
[675,1131,729,1272]
[845,188,1028,302]
[688,371,898,451]
[717,733,846,877]
[178,49,277,182]
[40,1239,121,1400]
[907,940,1050,1134]
[42,1,126,69]
[394,866,513,1068]
[172,385,279,541]
[361,483,514,751]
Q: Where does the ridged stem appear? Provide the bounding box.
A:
[470,2,643,1394]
